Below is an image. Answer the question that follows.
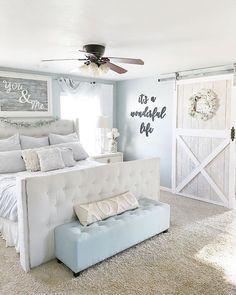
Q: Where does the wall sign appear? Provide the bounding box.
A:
[0,72,52,117]
[130,93,167,137]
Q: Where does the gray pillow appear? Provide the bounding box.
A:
[0,134,21,152]
[0,150,26,173]
[37,148,65,172]
[60,148,76,167]
[49,132,79,145]
[20,135,49,150]
[55,142,89,161]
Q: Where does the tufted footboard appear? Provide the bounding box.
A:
[16,158,160,271]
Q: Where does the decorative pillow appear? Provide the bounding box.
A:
[55,142,89,161]
[0,134,21,152]
[49,132,79,145]
[60,148,76,167]
[37,148,65,172]
[0,150,26,173]
[20,135,49,150]
[74,192,139,226]
[21,149,41,172]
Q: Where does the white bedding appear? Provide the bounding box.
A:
[0,159,103,223]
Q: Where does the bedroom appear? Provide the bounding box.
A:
[0,1,236,294]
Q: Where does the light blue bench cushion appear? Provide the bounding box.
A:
[55,198,170,273]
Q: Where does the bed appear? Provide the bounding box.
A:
[0,118,160,272]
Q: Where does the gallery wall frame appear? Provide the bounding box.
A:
[0,71,52,117]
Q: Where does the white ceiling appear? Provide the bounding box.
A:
[0,0,236,81]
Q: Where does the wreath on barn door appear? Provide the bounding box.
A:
[189,88,218,121]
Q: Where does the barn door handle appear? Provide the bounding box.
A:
[231,126,235,141]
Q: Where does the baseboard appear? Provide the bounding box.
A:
[160,186,173,193]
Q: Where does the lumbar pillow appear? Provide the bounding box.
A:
[74,192,139,226]
[37,148,65,172]
[49,132,79,145]
[0,150,26,173]
[20,135,49,150]
[0,134,21,152]
[60,148,76,167]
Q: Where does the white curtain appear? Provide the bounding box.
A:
[58,78,113,154]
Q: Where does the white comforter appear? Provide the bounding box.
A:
[0,159,103,223]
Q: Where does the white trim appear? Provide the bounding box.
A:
[176,73,233,85]
[160,186,173,193]
[171,84,178,192]
[0,71,52,117]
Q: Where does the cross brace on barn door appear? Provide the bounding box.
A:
[176,135,229,206]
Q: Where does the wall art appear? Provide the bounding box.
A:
[130,93,167,137]
[0,72,52,117]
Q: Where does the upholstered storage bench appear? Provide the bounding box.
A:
[55,198,170,277]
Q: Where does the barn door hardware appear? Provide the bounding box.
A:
[231,126,235,141]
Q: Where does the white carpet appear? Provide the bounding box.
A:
[1,191,236,295]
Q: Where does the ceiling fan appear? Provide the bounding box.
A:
[42,44,144,75]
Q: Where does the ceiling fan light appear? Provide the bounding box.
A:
[79,63,89,74]
[99,63,109,74]
[89,62,99,76]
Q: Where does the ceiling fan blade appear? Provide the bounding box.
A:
[41,58,87,62]
[106,57,144,65]
[106,62,127,74]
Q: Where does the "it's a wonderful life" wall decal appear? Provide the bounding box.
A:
[130,94,167,137]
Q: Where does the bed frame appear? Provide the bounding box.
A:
[0,118,160,272]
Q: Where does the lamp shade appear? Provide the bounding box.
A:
[96,116,109,128]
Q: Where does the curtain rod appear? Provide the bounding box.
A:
[157,63,236,82]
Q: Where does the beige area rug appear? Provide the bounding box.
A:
[1,191,236,295]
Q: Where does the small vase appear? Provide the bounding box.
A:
[108,139,117,153]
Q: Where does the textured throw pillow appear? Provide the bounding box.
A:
[37,148,65,172]
[49,132,79,145]
[74,192,139,226]
[0,150,26,173]
[20,135,49,150]
[0,134,21,152]
[60,148,76,167]
[21,149,41,172]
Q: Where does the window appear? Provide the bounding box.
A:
[60,83,113,155]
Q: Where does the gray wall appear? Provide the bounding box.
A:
[116,76,174,188]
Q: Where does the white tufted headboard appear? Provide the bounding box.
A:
[0,118,79,139]
[17,157,160,271]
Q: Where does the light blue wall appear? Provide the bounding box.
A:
[116,76,174,188]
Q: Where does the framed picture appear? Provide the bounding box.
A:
[0,71,52,117]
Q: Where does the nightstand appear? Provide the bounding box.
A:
[90,152,123,164]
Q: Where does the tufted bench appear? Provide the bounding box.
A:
[55,198,170,277]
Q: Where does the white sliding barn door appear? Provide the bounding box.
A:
[172,75,236,208]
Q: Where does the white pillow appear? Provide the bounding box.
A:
[74,192,139,226]
[20,135,49,150]
[49,132,79,145]
[0,134,21,152]
[0,150,26,173]
[21,149,41,172]
[60,148,76,167]
[37,148,65,172]
[21,142,88,172]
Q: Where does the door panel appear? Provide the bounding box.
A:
[173,75,235,208]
